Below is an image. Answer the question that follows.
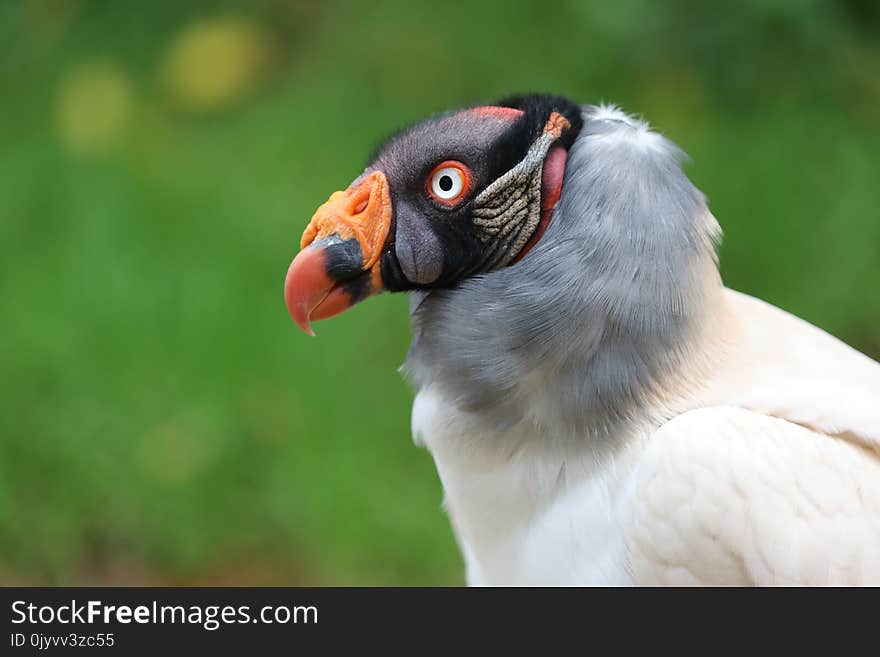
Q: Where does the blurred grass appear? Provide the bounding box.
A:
[0,0,877,585]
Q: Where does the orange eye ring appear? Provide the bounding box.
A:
[426,160,472,206]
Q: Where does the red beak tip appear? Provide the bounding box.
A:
[284,248,329,336]
[287,300,316,336]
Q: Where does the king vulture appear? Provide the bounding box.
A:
[284,95,880,585]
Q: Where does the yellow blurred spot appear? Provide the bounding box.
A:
[163,16,273,111]
[56,60,133,156]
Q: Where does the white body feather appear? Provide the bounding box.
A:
[413,289,880,585]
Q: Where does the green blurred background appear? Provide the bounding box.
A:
[0,0,878,585]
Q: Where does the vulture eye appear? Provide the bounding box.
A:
[427,161,471,206]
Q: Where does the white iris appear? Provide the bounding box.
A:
[431,166,464,201]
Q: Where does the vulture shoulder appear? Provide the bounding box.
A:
[626,289,880,584]
[628,405,880,585]
[702,288,880,454]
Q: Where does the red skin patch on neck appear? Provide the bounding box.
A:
[513,146,567,264]
[468,106,524,121]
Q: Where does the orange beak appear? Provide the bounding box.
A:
[284,170,392,335]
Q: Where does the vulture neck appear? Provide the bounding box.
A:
[405,105,727,446]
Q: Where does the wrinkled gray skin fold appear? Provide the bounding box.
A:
[470,125,561,271]
[404,106,722,440]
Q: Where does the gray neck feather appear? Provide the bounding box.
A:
[403,106,722,441]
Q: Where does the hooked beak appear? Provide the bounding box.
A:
[284,170,391,335]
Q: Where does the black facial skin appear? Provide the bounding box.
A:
[373,94,584,292]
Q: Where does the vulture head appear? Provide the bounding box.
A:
[285,94,721,435]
